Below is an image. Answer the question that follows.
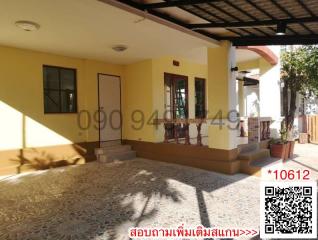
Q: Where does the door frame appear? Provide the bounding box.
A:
[164,72,189,140]
[97,73,122,145]
[164,72,189,119]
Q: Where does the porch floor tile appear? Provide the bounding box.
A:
[0,143,316,240]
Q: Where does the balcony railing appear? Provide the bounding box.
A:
[247,117,272,143]
[154,118,207,146]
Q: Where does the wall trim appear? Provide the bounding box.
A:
[0,141,98,175]
[123,139,240,174]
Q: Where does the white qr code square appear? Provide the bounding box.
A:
[260,181,317,239]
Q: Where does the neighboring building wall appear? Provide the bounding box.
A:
[304,96,318,114]
[0,45,124,151]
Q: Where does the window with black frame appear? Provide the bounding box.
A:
[43,65,77,113]
[195,78,206,118]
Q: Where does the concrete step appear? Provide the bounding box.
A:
[238,143,259,154]
[95,145,132,155]
[100,140,121,148]
[238,148,270,162]
[250,157,282,168]
[97,150,136,163]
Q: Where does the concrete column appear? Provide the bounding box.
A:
[207,41,237,150]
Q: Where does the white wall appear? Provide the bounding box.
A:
[245,85,260,117]
[259,46,282,138]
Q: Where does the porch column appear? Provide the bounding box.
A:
[207,41,238,150]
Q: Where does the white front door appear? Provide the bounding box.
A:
[98,74,121,142]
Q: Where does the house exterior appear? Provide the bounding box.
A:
[0,0,316,176]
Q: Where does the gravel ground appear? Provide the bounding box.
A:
[0,143,317,240]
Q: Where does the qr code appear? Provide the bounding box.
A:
[260,181,317,239]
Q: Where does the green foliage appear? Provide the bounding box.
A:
[281,46,318,131]
[281,46,318,98]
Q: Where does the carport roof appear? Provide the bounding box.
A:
[110,0,318,46]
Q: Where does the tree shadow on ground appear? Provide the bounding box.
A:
[0,158,255,240]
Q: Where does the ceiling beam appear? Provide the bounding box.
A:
[142,0,224,9]
[188,17,318,29]
[204,2,262,36]
[223,0,273,35]
[269,0,315,34]
[173,3,244,36]
[244,0,298,35]
[100,0,221,43]
[224,34,318,46]
[296,0,315,17]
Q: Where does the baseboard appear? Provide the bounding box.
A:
[0,141,99,175]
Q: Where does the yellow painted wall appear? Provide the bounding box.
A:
[0,45,208,150]
[122,60,155,142]
[207,42,237,150]
[207,42,230,116]
[152,56,207,142]
[0,45,123,150]
[237,58,260,71]
[121,56,208,143]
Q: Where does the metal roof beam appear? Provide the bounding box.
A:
[175,3,244,36]
[224,34,318,46]
[269,0,315,34]
[296,0,315,17]
[188,17,318,29]
[244,0,298,35]
[142,0,225,9]
[224,0,274,35]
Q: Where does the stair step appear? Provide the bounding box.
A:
[238,143,259,154]
[100,140,121,148]
[238,149,270,161]
[250,157,282,168]
[98,150,136,163]
[98,145,132,154]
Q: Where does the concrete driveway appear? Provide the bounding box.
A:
[0,143,317,240]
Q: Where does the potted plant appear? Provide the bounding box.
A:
[269,127,289,160]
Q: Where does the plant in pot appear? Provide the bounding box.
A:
[269,126,289,161]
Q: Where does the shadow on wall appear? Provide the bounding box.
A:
[0,100,84,149]
[0,92,96,148]
[0,159,251,240]
[0,101,98,173]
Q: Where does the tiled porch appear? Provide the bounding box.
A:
[0,143,317,240]
[0,158,260,240]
